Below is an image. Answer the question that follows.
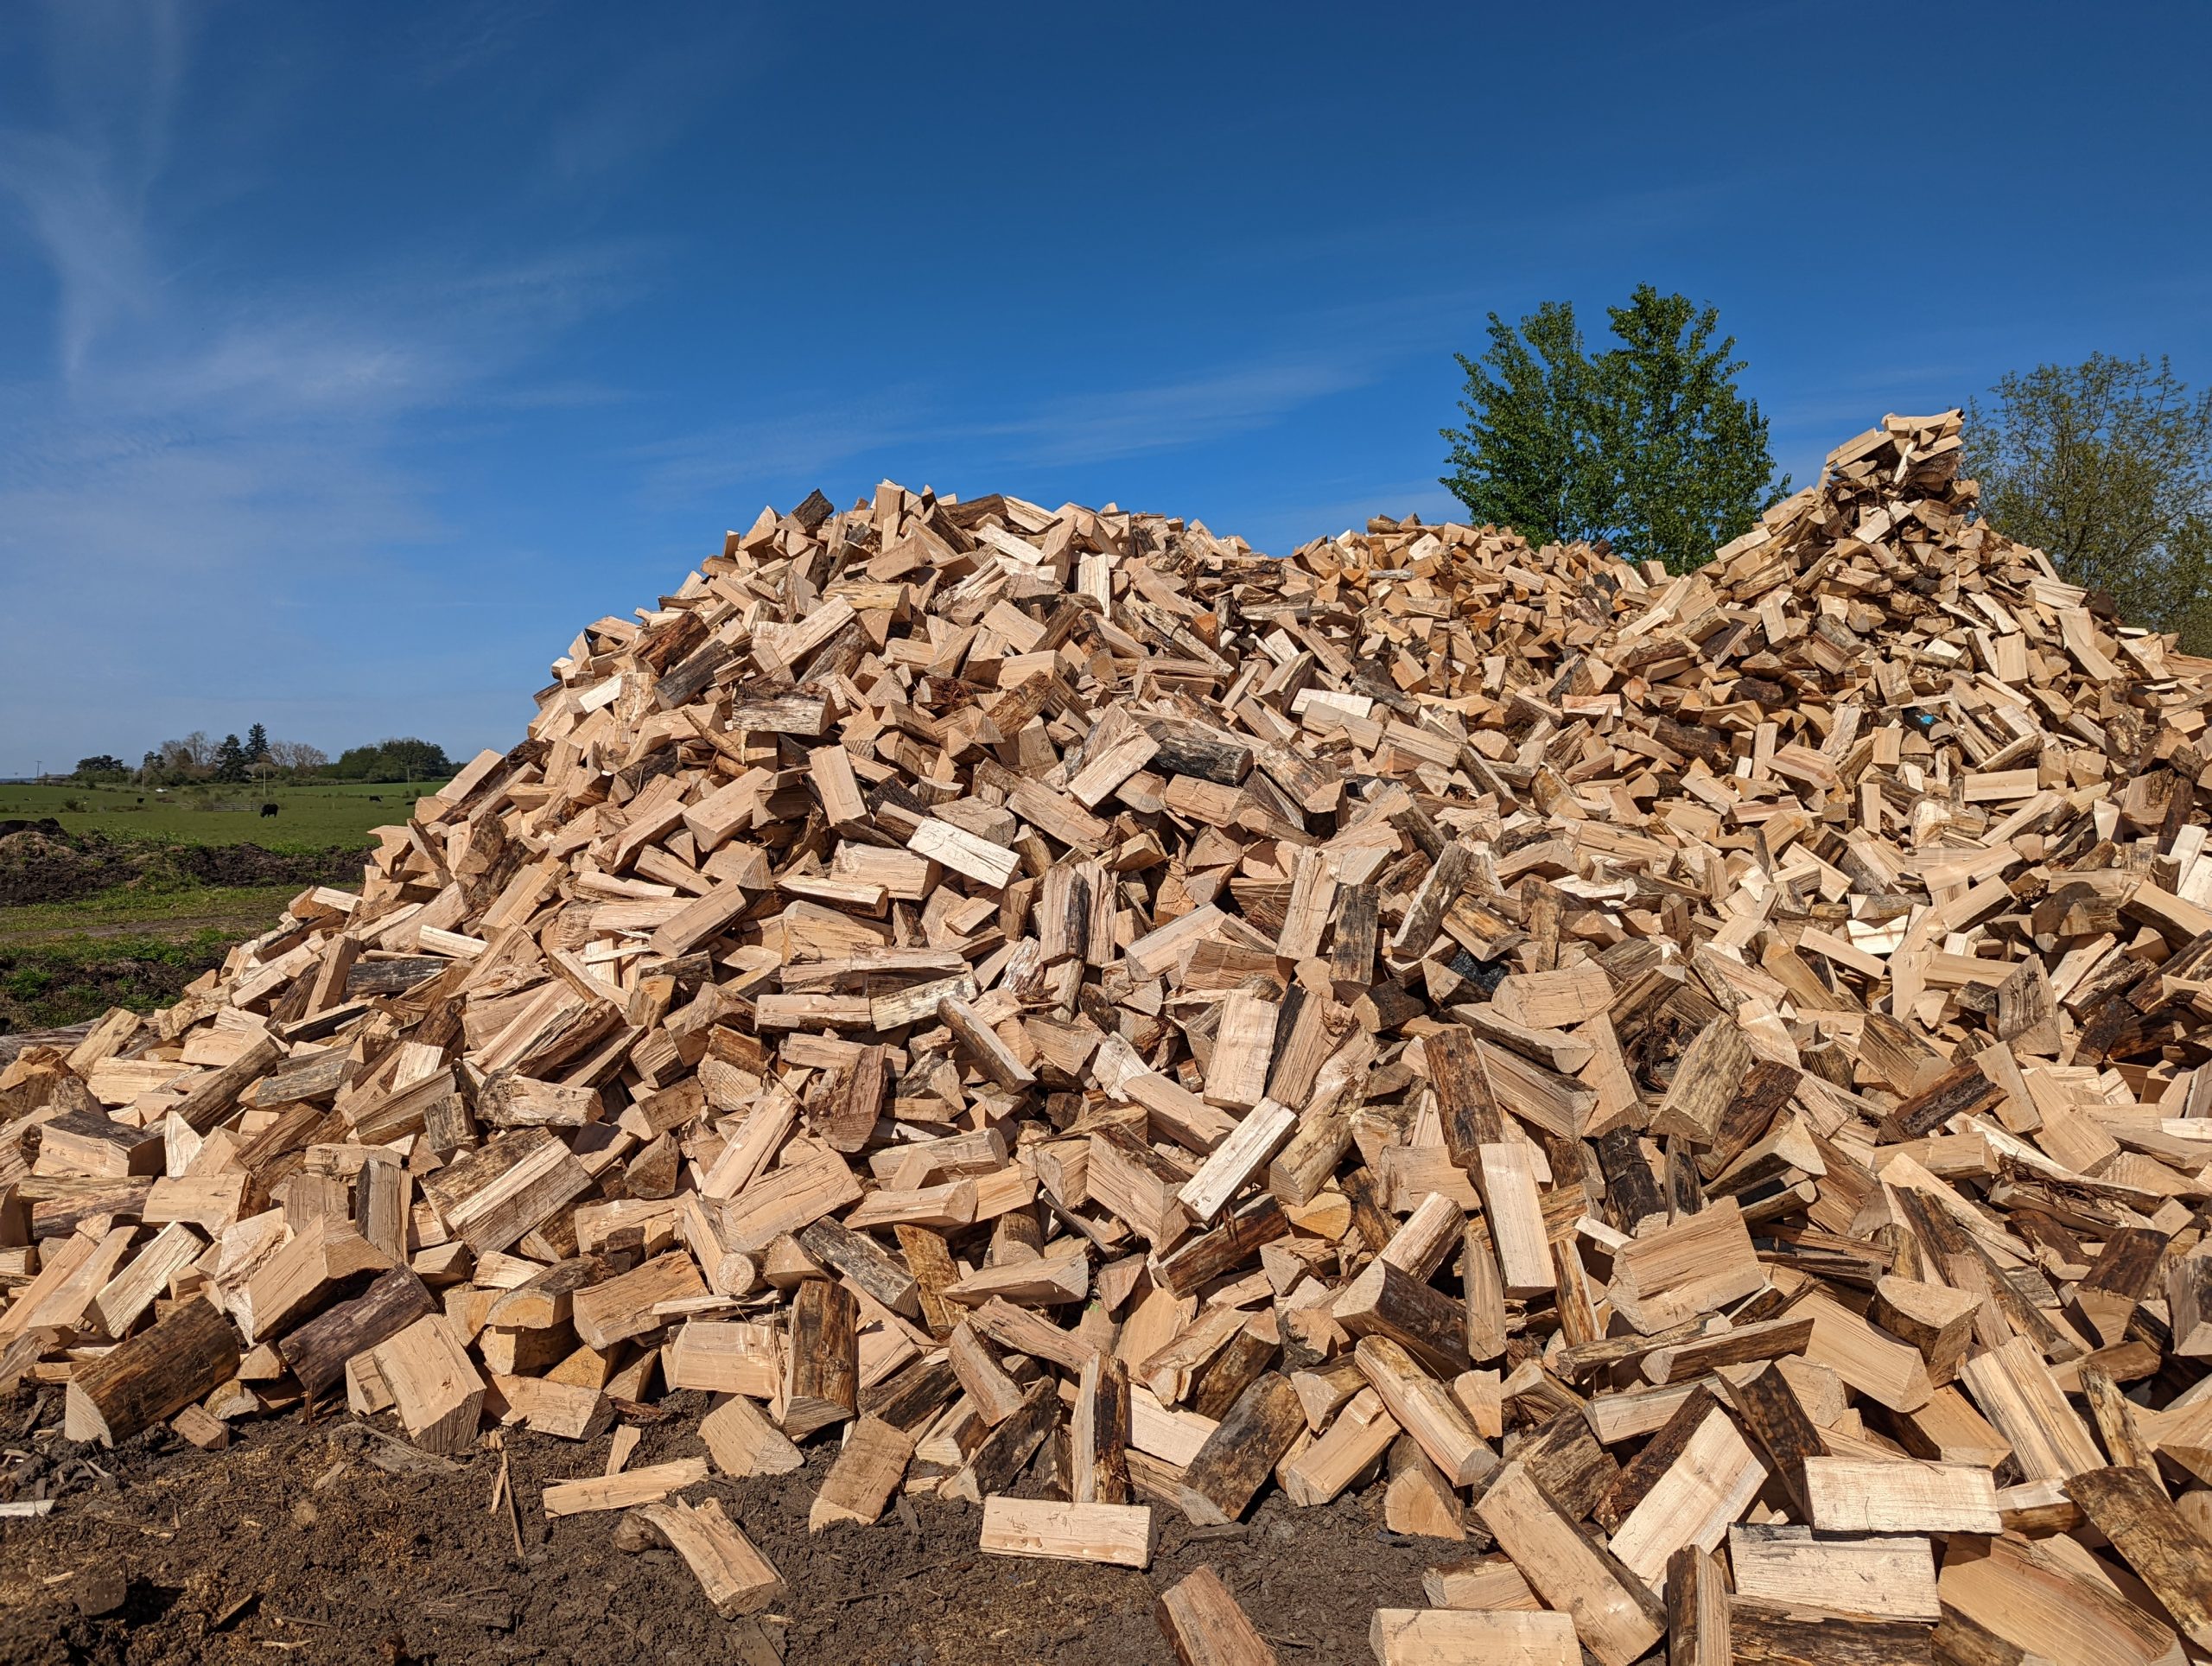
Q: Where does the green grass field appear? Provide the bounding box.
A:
[0,778,448,1032]
[0,779,443,853]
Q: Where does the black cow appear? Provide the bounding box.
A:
[259,803,279,817]
[368,795,383,802]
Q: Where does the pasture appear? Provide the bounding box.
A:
[0,779,443,1029]
[0,778,445,853]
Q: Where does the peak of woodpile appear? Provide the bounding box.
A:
[17,409,2212,1663]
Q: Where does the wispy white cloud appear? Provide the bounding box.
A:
[626,350,1376,506]
[0,0,664,772]
[545,31,743,186]
[988,353,1376,466]
[409,0,558,86]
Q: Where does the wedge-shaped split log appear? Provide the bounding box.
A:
[809,1415,916,1531]
[635,1495,785,1616]
[370,1313,485,1455]
[1474,1459,1665,1666]
[1156,1565,1278,1666]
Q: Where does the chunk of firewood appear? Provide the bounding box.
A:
[369,1313,485,1454]
[780,1278,860,1439]
[949,1319,1030,1426]
[64,1294,239,1447]
[635,1495,785,1616]
[1334,1258,1473,1379]
[978,1496,1153,1567]
[1356,1336,1495,1487]
[1869,1275,1982,1385]
[1179,1371,1306,1525]
[1370,1608,1578,1666]
[1728,1523,1940,1623]
[700,1391,803,1478]
[798,1218,918,1317]
[946,1378,1058,1504]
[1179,1098,1296,1223]
[1605,1199,1764,1334]
[543,1457,708,1517]
[1802,1455,2002,1535]
[809,1415,915,1531]
[1475,1143,1553,1298]
[1664,1544,1729,1666]
[1279,1386,1398,1507]
[1603,1402,1765,1588]
[278,1266,435,1400]
[664,1319,780,1399]
[1382,1437,1465,1541]
[1155,1565,1278,1666]
[2167,1250,2212,1357]
[1071,1351,1132,1505]
[1648,1020,1752,1146]
[570,1250,705,1351]
[1959,1336,2101,1482]
[1726,1364,1827,1518]
[1474,1460,1665,1666]
[1725,1606,1935,1665]
[2063,1465,2212,1650]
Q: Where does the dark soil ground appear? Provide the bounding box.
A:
[0,1389,1435,1666]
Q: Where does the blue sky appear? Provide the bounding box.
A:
[3,1,2208,775]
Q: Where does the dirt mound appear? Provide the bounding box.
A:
[0,830,113,906]
[0,1388,1420,1665]
[0,829,361,906]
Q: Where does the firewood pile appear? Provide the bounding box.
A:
[15,409,2212,1663]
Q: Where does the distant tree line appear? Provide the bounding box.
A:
[73,729,451,786]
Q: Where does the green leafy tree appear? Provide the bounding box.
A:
[73,755,127,778]
[1440,302,1601,548]
[1592,287,1788,573]
[213,733,249,783]
[1965,354,2212,652]
[1441,286,1789,572]
[245,722,270,763]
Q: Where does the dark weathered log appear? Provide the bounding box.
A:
[1729,1362,1828,1518]
[1726,1608,1933,1665]
[1071,1351,1132,1506]
[858,1354,958,1434]
[798,1217,918,1317]
[780,1278,859,1439]
[279,1267,435,1400]
[65,1295,239,1447]
[1179,1371,1306,1525]
[2064,1466,2212,1650]
[1333,1258,1472,1379]
[1154,1195,1289,1298]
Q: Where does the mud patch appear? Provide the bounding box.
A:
[0,829,363,906]
[0,1390,1433,1666]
